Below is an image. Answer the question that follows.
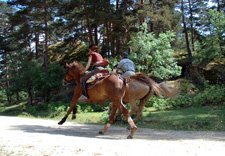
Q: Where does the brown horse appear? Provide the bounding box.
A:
[58,61,137,139]
[108,73,178,125]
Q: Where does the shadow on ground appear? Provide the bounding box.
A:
[9,121,225,141]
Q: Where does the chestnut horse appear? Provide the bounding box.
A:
[58,61,137,139]
[108,73,178,125]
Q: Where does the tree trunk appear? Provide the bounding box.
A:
[105,22,110,56]
[35,28,39,59]
[5,59,11,103]
[217,0,220,11]
[17,91,20,103]
[44,0,48,72]
[111,40,115,57]
[149,0,154,32]
[140,0,145,25]
[188,0,195,52]
[94,26,98,45]
[84,3,93,44]
[116,0,119,9]
[116,0,120,54]
[181,0,192,59]
[28,88,33,106]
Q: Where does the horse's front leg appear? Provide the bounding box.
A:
[72,105,77,120]
[126,99,137,130]
[58,97,78,125]
[99,104,117,135]
[117,101,137,139]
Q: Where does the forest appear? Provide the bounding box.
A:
[0,0,225,130]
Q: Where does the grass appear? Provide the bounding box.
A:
[138,106,225,131]
[0,102,224,131]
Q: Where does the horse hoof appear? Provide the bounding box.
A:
[127,135,133,139]
[58,121,63,125]
[126,126,131,130]
[72,115,76,120]
[99,131,105,135]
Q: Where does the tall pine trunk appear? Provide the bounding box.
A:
[149,0,154,32]
[44,0,48,72]
[35,27,39,59]
[181,0,192,59]
[140,0,144,25]
[94,26,98,45]
[5,58,12,103]
[188,0,195,52]
[116,0,120,54]
[84,3,93,44]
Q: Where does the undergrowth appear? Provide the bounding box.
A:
[146,82,225,111]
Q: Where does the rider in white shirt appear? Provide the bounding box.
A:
[116,52,135,78]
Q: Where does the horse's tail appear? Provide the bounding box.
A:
[149,79,179,99]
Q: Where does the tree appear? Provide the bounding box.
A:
[181,0,192,59]
[129,23,181,79]
[0,1,16,103]
[195,9,225,61]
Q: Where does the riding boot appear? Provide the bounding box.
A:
[78,81,88,101]
[81,80,88,98]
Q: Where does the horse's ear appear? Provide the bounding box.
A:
[66,63,69,68]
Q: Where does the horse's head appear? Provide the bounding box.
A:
[62,62,85,86]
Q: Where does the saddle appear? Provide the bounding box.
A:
[86,69,110,89]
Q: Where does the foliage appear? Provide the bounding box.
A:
[99,111,110,124]
[8,56,40,99]
[77,101,110,113]
[128,23,182,79]
[48,40,88,65]
[33,62,65,101]
[0,86,8,105]
[149,82,225,111]
[195,9,225,62]
[6,57,64,103]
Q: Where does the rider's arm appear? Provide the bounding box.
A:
[85,55,92,71]
[116,60,124,74]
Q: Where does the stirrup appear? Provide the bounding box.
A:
[78,95,88,101]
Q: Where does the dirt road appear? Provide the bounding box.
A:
[0,116,225,156]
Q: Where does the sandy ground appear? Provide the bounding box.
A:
[0,116,225,156]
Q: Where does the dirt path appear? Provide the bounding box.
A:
[0,116,225,156]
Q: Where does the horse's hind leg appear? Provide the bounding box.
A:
[133,99,146,123]
[99,104,117,135]
[134,90,154,123]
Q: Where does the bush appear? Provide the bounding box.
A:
[99,111,110,124]
[77,101,110,112]
[151,82,225,111]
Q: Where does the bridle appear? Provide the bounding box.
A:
[62,67,74,85]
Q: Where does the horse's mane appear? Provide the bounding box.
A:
[71,61,85,76]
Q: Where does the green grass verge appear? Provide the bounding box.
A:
[0,102,224,131]
[138,106,225,131]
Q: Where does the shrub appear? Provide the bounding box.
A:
[151,82,225,111]
[100,111,110,124]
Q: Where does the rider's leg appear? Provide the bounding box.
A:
[79,68,102,100]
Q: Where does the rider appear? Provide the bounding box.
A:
[116,52,135,78]
[79,44,107,100]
